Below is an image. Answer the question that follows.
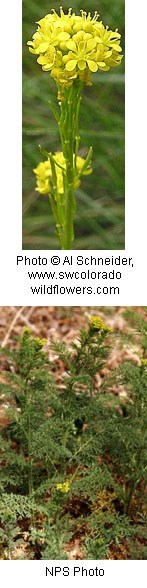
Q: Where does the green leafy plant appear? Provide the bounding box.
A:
[27,7,123,249]
[0,313,146,559]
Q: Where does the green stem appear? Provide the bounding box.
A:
[28,410,33,497]
[57,82,82,250]
[63,175,75,250]
[124,438,146,514]
[124,474,141,515]
[23,373,33,497]
[8,536,12,560]
[68,437,92,463]
[49,193,64,249]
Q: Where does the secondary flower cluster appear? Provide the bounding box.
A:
[23,329,47,348]
[56,480,70,493]
[33,151,92,196]
[89,315,112,332]
[27,7,123,86]
[141,359,147,366]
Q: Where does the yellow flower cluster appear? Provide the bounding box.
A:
[56,480,70,493]
[33,151,92,195]
[34,337,47,347]
[23,327,32,335]
[89,315,112,332]
[141,359,147,366]
[27,7,123,86]
[23,329,46,348]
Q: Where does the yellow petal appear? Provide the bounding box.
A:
[37,55,46,64]
[83,167,93,175]
[79,41,85,51]
[66,59,77,71]
[58,32,70,41]
[110,32,121,39]
[38,41,49,53]
[42,64,52,71]
[97,61,106,67]
[87,60,98,72]
[100,65,110,71]
[28,47,36,54]
[104,50,112,58]
[111,43,122,52]
[66,40,77,51]
[96,37,103,44]
[87,39,97,51]
[78,60,86,71]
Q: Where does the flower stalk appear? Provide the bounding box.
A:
[58,82,82,248]
[28,7,123,249]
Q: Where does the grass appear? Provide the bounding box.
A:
[22,0,125,250]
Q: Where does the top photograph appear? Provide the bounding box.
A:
[23,0,124,250]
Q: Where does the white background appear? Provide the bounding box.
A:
[2,250,145,305]
[0,0,147,583]
[0,560,146,587]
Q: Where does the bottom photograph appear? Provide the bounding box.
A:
[0,306,147,560]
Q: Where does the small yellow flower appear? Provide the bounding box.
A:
[63,35,98,73]
[40,339,47,346]
[27,25,70,55]
[72,11,103,35]
[34,337,47,347]
[37,8,75,35]
[23,327,32,335]
[141,359,147,366]
[33,160,51,195]
[89,315,112,332]
[22,330,46,348]
[56,480,70,493]
[95,28,122,53]
[37,46,56,71]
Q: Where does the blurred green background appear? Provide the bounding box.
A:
[23,0,125,250]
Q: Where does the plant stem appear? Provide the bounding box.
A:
[57,82,82,249]
[63,176,75,250]
[124,480,137,515]
[8,537,12,560]
[28,410,33,497]
[124,439,146,514]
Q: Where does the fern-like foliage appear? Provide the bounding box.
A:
[0,313,147,559]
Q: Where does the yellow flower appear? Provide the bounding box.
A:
[22,330,46,348]
[33,160,51,195]
[37,46,56,71]
[63,35,98,73]
[95,28,122,53]
[75,155,92,176]
[89,315,112,332]
[56,480,70,493]
[37,8,75,35]
[34,337,47,347]
[23,327,32,335]
[72,10,103,35]
[141,359,147,366]
[33,152,92,196]
[27,8,123,86]
[27,24,70,55]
